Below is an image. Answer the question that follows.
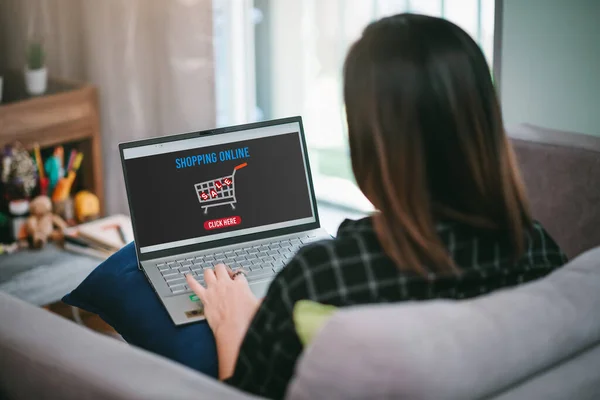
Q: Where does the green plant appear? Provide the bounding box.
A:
[26,41,45,70]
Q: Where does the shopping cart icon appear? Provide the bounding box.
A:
[194,163,248,214]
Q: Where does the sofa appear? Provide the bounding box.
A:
[1,124,600,399]
[509,123,600,258]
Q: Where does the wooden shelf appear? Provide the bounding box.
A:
[0,71,104,213]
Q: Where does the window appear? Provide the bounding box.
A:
[213,0,496,212]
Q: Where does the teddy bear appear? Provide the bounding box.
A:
[25,195,67,249]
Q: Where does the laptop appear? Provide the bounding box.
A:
[119,116,330,325]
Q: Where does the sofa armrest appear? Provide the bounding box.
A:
[0,292,258,400]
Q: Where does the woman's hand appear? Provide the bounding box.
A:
[186,264,259,337]
[185,264,259,380]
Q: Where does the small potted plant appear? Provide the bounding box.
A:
[24,40,47,95]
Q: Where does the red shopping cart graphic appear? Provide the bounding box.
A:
[195,163,248,214]
[204,216,242,230]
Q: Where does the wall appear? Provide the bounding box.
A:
[499,0,600,136]
[0,0,216,215]
[0,0,85,78]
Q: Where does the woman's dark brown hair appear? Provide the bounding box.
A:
[343,14,532,275]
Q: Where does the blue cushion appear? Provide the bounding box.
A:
[62,242,218,377]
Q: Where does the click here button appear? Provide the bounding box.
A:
[204,216,242,230]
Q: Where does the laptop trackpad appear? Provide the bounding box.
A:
[250,280,271,299]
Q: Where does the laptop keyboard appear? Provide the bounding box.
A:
[156,234,318,295]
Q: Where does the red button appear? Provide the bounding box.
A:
[204,216,242,230]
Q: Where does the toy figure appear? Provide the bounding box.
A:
[25,195,67,248]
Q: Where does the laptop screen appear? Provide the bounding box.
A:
[122,121,316,255]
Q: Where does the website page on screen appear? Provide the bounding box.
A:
[123,124,315,254]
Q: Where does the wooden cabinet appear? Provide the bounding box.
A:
[0,71,104,213]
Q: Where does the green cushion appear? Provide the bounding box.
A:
[293,300,338,346]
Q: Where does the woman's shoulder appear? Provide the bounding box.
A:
[267,215,395,306]
[300,216,381,258]
[526,220,568,263]
[336,216,377,237]
[529,220,561,246]
[275,216,384,279]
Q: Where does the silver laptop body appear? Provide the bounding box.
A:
[119,117,329,325]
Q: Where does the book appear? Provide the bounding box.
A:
[76,214,133,251]
[63,225,116,256]
[63,240,113,260]
[64,229,107,249]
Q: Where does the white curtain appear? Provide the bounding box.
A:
[0,0,216,214]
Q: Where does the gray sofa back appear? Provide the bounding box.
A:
[509,124,600,258]
[287,247,600,400]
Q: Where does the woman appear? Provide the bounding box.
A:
[186,13,567,399]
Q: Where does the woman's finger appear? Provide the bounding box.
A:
[232,268,250,285]
[204,268,217,286]
[185,274,206,301]
[225,265,236,279]
[214,263,231,280]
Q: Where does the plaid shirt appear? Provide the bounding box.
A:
[225,217,567,399]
